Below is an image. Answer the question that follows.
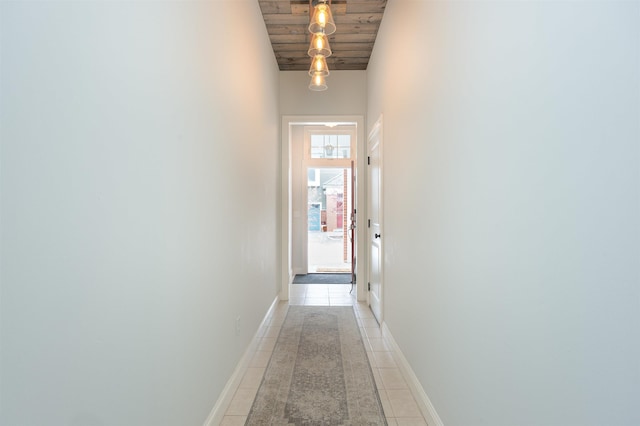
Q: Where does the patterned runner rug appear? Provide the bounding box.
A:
[246,306,387,425]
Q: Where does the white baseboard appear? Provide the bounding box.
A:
[203,296,280,426]
[381,322,444,426]
[281,270,294,300]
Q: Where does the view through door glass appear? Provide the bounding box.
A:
[307,167,352,273]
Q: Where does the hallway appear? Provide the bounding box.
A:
[2,1,638,425]
[222,284,428,425]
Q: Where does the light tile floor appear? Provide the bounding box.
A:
[222,284,427,426]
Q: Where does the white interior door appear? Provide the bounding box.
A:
[368,118,383,323]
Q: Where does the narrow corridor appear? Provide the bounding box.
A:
[222,284,428,425]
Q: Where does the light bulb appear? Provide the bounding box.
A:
[318,6,327,26]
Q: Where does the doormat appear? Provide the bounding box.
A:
[293,273,352,284]
[246,306,387,425]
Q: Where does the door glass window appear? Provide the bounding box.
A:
[310,134,351,159]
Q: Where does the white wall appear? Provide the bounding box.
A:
[368,1,640,425]
[0,1,280,425]
[280,71,367,116]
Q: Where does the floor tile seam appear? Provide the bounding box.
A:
[238,367,267,390]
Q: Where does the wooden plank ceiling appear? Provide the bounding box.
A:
[258,0,387,71]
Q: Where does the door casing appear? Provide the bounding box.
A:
[280,115,366,302]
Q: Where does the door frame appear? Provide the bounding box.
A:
[280,115,366,301]
[303,126,356,274]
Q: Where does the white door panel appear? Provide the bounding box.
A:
[368,118,383,323]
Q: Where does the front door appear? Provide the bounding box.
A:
[368,118,383,323]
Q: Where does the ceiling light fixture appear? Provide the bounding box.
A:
[309,54,330,77]
[309,0,336,35]
[308,0,335,91]
[308,32,332,57]
[309,72,328,91]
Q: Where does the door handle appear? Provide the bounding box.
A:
[374,233,381,239]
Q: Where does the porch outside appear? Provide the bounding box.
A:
[308,230,352,274]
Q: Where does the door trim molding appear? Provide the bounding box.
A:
[280,115,366,301]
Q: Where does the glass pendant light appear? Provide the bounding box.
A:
[309,72,328,91]
[309,1,336,35]
[308,32,332,57]
[309,55,330,77]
